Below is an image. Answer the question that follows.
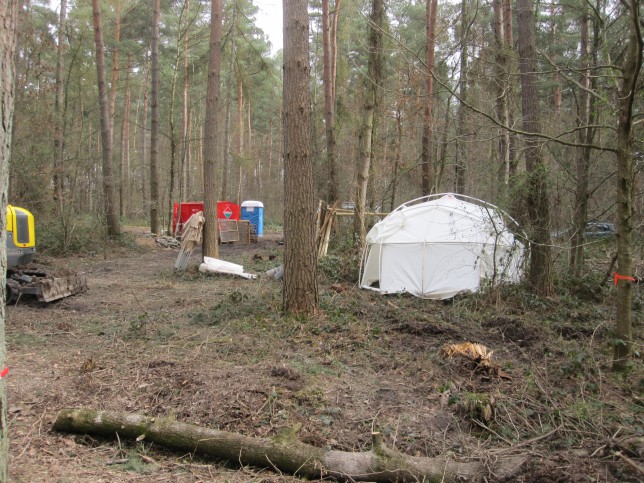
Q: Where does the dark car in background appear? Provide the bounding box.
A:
[552,221,616,239]
[584,222,616,237]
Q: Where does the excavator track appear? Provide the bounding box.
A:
[6,266,88,303]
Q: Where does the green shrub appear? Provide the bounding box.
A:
[318,253,361,284]
[36,214,140,256]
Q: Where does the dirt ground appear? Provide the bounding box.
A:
[5,227,643,482]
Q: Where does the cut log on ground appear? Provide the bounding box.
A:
[53,408,526,482]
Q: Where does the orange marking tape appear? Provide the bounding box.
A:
[613,272,636,286]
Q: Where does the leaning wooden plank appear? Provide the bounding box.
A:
[53,408,525,482]
[174,211,205,271]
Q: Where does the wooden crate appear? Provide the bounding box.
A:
[218,220,240,243]
[237,220,251,243]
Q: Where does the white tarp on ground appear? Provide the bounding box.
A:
[359,193,525,299]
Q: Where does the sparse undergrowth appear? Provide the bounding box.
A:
[6,229,643,482]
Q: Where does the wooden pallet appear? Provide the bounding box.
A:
[218,220,240,243]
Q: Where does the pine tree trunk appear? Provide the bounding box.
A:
[455,0,468,194]
[120,54,131,218]
[203,0,222,259]
[283,0,318,315]
[108,0,121,144]
[354,0,384,250]
[516,0,552,296]
[322,0,338,203]
[0,3,18,477]
[92,0,120,237]
[221,88,231,200]
[53,0,66,201]
[181,0,190,201]
[139,53,150,205]
[149,0,161,234]
[613,0,642,370]
[493,0,510,191]
[168,44,181,234]
[421,0,437,195]
[570,6,591,276]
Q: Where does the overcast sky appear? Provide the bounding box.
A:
[48,0,283,55]
[255,0,283,54]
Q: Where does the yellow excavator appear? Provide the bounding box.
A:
[6,205,87,303]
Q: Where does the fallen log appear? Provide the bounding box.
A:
[53,408,525,481]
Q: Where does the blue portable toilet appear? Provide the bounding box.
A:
[241,200,264,236]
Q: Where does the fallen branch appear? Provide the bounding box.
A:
[53,408,526,482]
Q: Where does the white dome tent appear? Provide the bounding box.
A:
[359,193,525,299]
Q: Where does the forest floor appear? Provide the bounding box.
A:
[5,226,643,482]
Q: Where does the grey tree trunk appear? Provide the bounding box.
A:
[353,0,384,250]
[181,0,190,201]
[0,2,19,478]
[53,0,66,201]
[570,6,593,277]
[202,0,222,260]
[167,39,181,234]
[613,0,642,371]
[516,0,552,296]
[283,0,318,315]
[53,408,526,482]
[149,0,161,234]
[493,0,510,192]
[139,53,150,205]
[92,0,121,237]
[120,54,132,218]
[221,85,231,200]
[455,0,469,194]
[421,0,437,196]
[108,0,121,146]
[322,0,338,204]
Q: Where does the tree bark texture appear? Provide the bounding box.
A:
[110,0,121,145]
[493,0,511,191]
[516,0,552,296]
[53,0,66,201]
[354,0,384,250]
[149,0,161,234]
[282,0,318,315]
[0,2,18,478]
[92,0,120,237]
[53,408,525,482]
[167,31,182,235]
[181,0,190,200]
[322,0,338,204]
[570,6,592,277]
[613,0,642,370]
[421,0,437,196]
[138,54,150,204]
[455,0,469,194]
[108,0,121,145]
[203,0,222,260]
[120,54,132,218]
